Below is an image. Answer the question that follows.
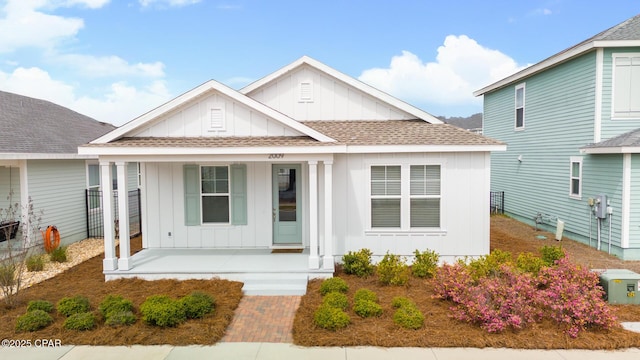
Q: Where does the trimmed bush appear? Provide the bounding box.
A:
[57,295,90,317]
[412,249,439,278]
[354,288,378,303]
[180,291,215,319]
[540,245,565,266]
[15,310,53,332]
[99,295,134,319]
[319,277,349,296]
[376,252,410,285]
[516,252,546,275]
[27,300,54,313]
[105,310,136,327]
[393,305,425,330]
[140,295,186,327]
[322,292,349,310]
[391,296,416,309]
[354,299,383,318]
[467,249,512,280]
[26,254,45,272]
[342,248,374,277]
[63,312,96,331]
[49,246,68,263]
[314,304,350,330]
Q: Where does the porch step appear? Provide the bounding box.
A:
[242,273,309,296]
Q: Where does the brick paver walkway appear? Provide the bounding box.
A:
[222,296,301,343]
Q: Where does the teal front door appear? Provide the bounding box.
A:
[272,164,302,245]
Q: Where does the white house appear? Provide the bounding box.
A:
[79,56,505,294]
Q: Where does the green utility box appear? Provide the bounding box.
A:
[598,269,640,305]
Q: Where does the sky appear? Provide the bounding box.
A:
[0,0,639,126]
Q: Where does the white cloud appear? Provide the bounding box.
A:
[358,35,526,110]
[60,0,110,8]
[139,0,201,7]
[0,67,171,125]
[55,54,166,78]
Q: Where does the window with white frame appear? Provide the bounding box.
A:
[370,164,442,229]
[515,83,525,129]
[201,166,230,223]
[370,166,401,227]
[612,54,640,119]
[569,156,582,199]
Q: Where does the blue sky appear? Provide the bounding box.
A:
[1,0,638,126]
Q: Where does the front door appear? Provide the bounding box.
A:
[272,164,302,245]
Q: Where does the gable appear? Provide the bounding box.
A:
[131,90,306,138]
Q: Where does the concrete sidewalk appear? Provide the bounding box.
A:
[1,343,639,360]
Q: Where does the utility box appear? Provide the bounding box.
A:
[595,194,608,219]
[598,269,640,305]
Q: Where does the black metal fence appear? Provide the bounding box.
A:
[86,189,141,239]
[490,191,504,214]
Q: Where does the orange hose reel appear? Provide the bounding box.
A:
[42,225,60,253]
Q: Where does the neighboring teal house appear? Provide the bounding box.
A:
[475,14,640,260]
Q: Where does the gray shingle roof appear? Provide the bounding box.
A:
[582,128,640,149]
[0,91,115,154]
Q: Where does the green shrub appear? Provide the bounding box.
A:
[467,249,512,280]
[140,295,186,327]
[342,248,375,277]
[516,252,546,275]
[353,299,383,318]
[391,296,416,309]
[376,252,410,285]
[15,310,53,332]
[27,300,54,313]
[63,312,96,331]
[322,292,349,310]
[180,291,215,319]
[57,295,91,317]
[319,277,349,296]
[0,262,15,287]
[49,246,67,263]
[540,245,565,266]
[104,310,136,327]
[393,305,425,329]
[313,304,350,330]
[99,295,134,319]
[354,288,378,303]
[26,254,45,272]
[412,249,439,278]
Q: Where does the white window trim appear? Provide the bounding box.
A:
[200,164,231,225]
[569,156,583,200]
[611,53,640,120]
[515,83,526,130]
[366,162,444,233]
[409,165,442,229]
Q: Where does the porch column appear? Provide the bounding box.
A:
[322,160,334,270]
[116,161,131,270]
[100,161,117,271]
[308,161,319,269]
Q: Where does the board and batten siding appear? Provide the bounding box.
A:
[131,92,303,138]
[600,47,640,140]
[485,52,600,243]
[26,160,88,245]
[246,64,415,121]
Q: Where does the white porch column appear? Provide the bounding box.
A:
[116,161,131,270]
[100,161,117,271]
[322,160,334,270]
[308,161,319,269]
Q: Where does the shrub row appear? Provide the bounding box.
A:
[140,291,215,327]
[342,248,440,285]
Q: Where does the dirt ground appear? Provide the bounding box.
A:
[2,216,640,348]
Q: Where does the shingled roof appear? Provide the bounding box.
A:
[0,91,115,154]
[581,127,640,153]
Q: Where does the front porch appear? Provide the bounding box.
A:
[104,247,333,295]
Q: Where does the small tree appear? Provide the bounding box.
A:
[0,194,43,307]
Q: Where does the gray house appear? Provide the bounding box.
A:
[0,90,120,246]
[476,14,640,260]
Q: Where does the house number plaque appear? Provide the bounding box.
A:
[268,154,284,159]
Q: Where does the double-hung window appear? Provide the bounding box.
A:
[612,54,640,119]
[569,156,582,199]
[371,166,401,228]
[201,166,230,223]
[515,83,525,129]
[410,165,441,227]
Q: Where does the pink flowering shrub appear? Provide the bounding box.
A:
[434,255,618,338]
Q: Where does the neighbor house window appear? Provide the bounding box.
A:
[410,165,441,227]
[515,83,525,129]
[612,54,640,119]
[201,166,230,223]
[569,156,582,199]
[370,165,401,227]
